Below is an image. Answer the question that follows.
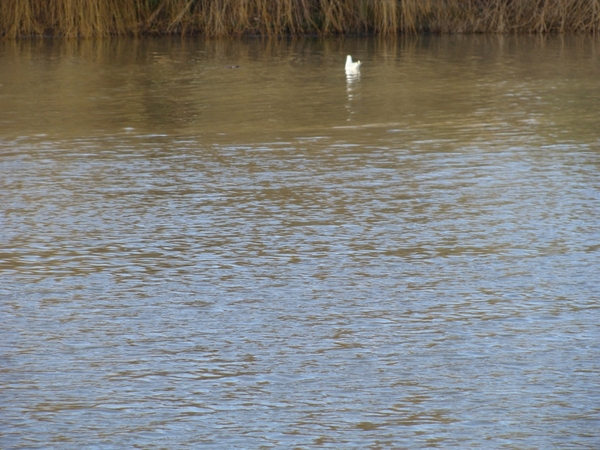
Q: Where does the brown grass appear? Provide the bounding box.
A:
[2,0,600,38]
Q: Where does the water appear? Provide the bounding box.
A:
[1,35,599,449]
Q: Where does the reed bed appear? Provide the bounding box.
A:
[2,0,600,38]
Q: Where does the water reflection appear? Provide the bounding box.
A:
[1,35,599,449]
[345,68,360,120]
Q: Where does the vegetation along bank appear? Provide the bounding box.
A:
[2,0,600,38]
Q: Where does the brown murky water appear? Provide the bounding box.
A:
[1,35,599,448]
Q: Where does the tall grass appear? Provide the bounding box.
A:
[2,0,600,38]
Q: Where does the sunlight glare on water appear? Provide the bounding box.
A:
[1,35,599,448]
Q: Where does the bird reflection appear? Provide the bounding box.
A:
[345,71,360,119]
[346,70,360,85]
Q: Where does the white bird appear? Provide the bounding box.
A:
[345,55,361,73]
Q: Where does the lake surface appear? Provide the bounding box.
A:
[1,35,599,448]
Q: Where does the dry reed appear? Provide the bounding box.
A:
[2,0,600,38]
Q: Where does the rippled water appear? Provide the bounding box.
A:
[1,36,600,448]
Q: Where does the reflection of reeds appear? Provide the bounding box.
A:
[2,0,600,38]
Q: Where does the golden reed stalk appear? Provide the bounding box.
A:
[2,0,600,38]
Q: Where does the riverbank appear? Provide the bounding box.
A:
[2,0,600,38]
